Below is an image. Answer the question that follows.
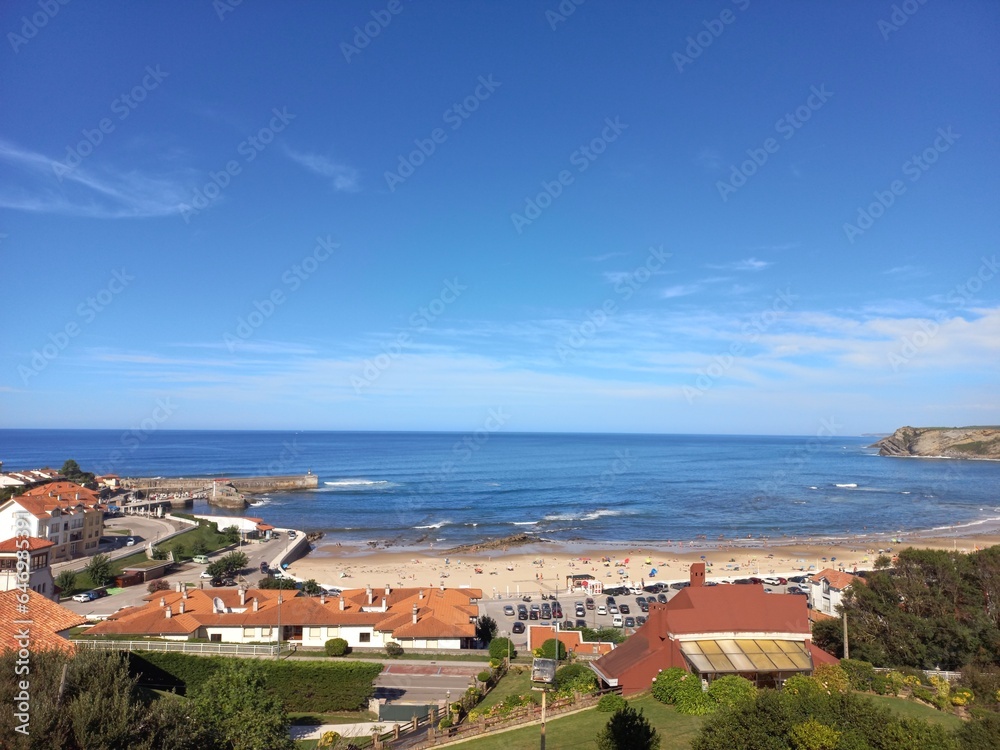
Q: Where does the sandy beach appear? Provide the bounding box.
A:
[286,526,1000,596]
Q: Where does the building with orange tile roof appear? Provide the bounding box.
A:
[590,564,838,695]
[85,584,482,649]
[0,536,57,600]
[0,589,87,653]
[528,624,615,658]
[808,568,865,617]
[0,482,104,562]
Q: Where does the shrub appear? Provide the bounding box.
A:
[324,638,349,657]
[673,673,712,715]
[385,642,403,658]
[147,579,170,594]
[476,670,492,684]
[438,716,453,730]
[788,718,841,750]
[840,659,876,691]
[951,687,974,707]
[706,675,756,710]
[598,692,628,712]
[913,685,935,705]
[595,705,661,750]
[650,668,688,704]
[537,639,567,661]
[489,637,516,661]
[812,663,850,694]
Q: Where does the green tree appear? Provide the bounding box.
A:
[537,638,567,660]
[324,638,349,656]
[208,551,248,578]
[595,705,660,750]
[151,546,169,561]
[173,543,187,561]
[191,659,294,750]
[60,459,95,484]
[222,525,242,544]
[488,637,516,660]
[55,569,78,595]
[85,553,114,587]
[301,579,322,596]
[476,614,498,644]
[257,577,298,589]
[192,539,209,556]
[789,718,841,750]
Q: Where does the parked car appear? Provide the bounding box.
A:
[259,561,269,573]
[503,605,515,617]
[612,614,623,627]
[200,571,214,579]
[636,615,647,626]
[624,617,635,628]
[670,581,689,590]
[619,604,631,615]
[608,604,619,615]
[210,578,235,587]
[748,577,764,585]
[551,603,563,618]
[575,605,586,618]
[529,609,538,620]
[585,597,595,610]
[656,593,667,603]
[72,591,97,602]
[575,619,587,627]
[125,537,136,546]
[597,605,607,616]
[512,621,525,634]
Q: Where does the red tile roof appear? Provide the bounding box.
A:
[10,482,103,519]
[0,590,87,653]
[810,569,864,591]
[0,536,55,553]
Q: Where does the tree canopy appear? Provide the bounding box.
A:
[813,546,1000,670]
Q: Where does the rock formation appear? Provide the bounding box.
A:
[872,426,1000,460]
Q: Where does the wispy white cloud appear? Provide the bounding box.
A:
[708,257,772,272]
[283,146,359,192]
[696,148,724,170]
[661,284,701,299]
[589,251,630,262]
[883,264,929,279]
[0,138,191,218]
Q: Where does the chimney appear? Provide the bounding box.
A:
[320,593,326,605]
[175,582,182,593]
[239,589,246,606]
[277,594,283,605]
[690,562,706,588]
[159,597,166,608]
[412,603,418,624]
[440,580,445,591]
[419,589,424,600]
[253,598,259,612]
[339,596,345,611]
[366,585,373,605]
[385,584,391,597]
[75,493,79,500]
[165,606,172,619]
[179,600,185,614]
[182,586,188,599]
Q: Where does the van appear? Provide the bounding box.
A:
[193,555,209,564]
[612,614,623,628]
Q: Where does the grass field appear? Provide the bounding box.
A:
[864,694,964,730]
[477,670,533,711]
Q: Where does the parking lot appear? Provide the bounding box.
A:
[480,576,811,648]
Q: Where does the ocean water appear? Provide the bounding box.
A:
[1,430,998,546]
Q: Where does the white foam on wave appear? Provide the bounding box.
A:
[835,483,858,488]
[511,521,538,526]
[324,479,393,488]
[416,521,449,529]
[544,509,627,522]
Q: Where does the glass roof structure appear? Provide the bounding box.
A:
[679,639,813,674]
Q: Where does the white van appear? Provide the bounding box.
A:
[612,614,623,628]
[193,555,209,564]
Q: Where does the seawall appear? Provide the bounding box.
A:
[122,473,319,493]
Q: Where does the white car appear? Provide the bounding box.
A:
[612,614,624,627]
[125,537,136,546]
[72,591,97,602]
[200,571,214,579]
[597,605,607,616]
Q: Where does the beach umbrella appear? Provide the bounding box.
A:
[700,555,706,559]
[650,568,657,576]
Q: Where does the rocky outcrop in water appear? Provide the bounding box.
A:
[872,426,1000,460]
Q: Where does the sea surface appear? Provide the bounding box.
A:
[1,430,998,547]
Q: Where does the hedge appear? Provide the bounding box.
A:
[134,652,383,712]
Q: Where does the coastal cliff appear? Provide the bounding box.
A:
[872,426,1000,460]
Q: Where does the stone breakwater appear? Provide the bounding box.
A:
[123,473,319,493]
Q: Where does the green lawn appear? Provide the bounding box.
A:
[478,670,533,711]
[453,694,703,750]
[864,693,964,730]
[287,710,378,725]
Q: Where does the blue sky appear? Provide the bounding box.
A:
[2,0,998,435]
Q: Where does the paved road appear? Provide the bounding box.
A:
[375,663,484,705]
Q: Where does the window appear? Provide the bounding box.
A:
[243,627,255,638]
[210,633,222,642]
[822,580,830,595]
[308,627,320,638]
[359,632,371,643]
[326,627,339,637]
[261,627,271,637]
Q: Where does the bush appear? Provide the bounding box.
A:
[673,673,712,715]
[812,663,850,694]
[597,692,628,712]
[438,716,453,729]
[489,638,516,661]
[477,670,493,684]
[324,638,349,657]
[385,642,403,658]
[134,653,383,712]
[537,638,567,661]
[840,659,876,691]
[595,705,660,750]
[651,668,688,704]
[146,579,170,594]
[706,675,756,710]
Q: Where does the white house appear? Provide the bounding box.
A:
[0,536,57,600]
[808,568,864,617]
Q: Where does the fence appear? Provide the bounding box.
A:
[75,639,279,657]
[873,667,962,682]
